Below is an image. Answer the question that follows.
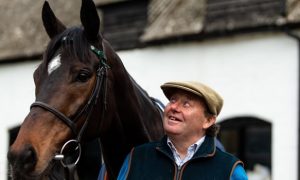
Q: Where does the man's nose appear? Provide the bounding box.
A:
[169,101,181,111]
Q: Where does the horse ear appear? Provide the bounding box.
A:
[80,0,101,43]
[42,1,66,39]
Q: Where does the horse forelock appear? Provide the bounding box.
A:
[44,27,95,66]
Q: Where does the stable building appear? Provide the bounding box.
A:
[1,0,300,179]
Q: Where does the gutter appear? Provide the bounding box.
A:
[285,29,300,180]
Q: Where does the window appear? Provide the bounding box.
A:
[218,117,271,171]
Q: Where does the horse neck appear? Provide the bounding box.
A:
[95,44,164,179]
[101,40,163,142]
[99,73,164,179]
[108,56,164,141]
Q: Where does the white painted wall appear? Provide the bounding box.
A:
[119,33,298,180]
[0,32,298,180]
[0,61,40,179]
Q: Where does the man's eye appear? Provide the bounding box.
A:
[183,101,191,108]
[170,97,177,103]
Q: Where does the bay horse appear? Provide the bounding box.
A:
[7,0,164,179]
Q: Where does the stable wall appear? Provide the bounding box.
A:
[0,32,298,180]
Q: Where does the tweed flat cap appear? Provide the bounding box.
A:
[161,81,223,115]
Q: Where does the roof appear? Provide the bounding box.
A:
[141,0,300,42]
[0,0,80,61]
[141,0,205,42]
[287,0,300,22]
[0,0,300,62]
[0,0,125,62]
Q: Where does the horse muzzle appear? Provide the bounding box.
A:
[7,144,51,180]
[8,144,37,174]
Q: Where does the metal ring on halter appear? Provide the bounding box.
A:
[54,139,82,167]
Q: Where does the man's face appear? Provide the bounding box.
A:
[163,90,215,141]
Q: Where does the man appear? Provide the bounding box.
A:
[117,81,248,180]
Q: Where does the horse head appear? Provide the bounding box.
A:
[8,0,108,179]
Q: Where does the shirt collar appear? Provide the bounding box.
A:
[167,136,206,153]
[167,136,206,167]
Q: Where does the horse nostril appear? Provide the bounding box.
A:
[22,146,37,171]
[8,145,37,173]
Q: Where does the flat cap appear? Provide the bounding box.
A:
[161,81,223,115]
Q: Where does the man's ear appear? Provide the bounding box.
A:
[203,115,216,129]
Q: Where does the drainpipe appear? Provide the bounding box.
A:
[285,30,300,180]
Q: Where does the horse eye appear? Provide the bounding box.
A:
[76,70,91,82]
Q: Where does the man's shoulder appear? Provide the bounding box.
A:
[215,148,242,165]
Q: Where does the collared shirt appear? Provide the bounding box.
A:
[167,136,205,168]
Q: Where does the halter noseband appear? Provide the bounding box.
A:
[30,38,109,170]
